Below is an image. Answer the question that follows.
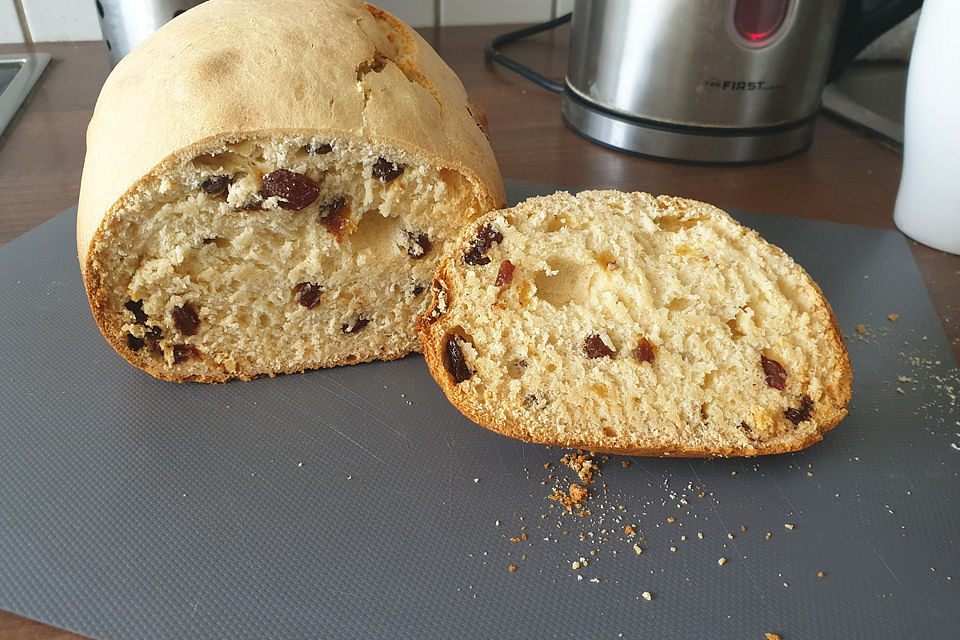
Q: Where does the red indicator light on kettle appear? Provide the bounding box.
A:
[733,0,790,42]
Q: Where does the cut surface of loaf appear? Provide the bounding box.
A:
[418,191,852,457]
[78,0,504,381]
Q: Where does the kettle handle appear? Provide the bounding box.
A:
[827,0,922,81]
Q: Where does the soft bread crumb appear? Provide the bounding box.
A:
[419,190,851,457]
[97,138,491,381]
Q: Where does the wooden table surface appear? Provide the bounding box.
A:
[1,23,958,640]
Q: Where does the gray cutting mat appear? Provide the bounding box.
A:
[1,179,958,640]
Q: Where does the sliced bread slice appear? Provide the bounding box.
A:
[417,190,852,457]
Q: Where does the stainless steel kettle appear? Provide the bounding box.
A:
[490,0,920,164]
[95,0,207,67]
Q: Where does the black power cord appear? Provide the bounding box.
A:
[484,13,572,95]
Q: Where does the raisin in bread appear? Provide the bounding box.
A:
[418,191,852,457]
[77,0,504,382]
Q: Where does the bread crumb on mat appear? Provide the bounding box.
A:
[548,483,589,512]
[561,452,598,483]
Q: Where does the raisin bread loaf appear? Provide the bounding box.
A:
[77,0,504,382]
[418,191,852,457]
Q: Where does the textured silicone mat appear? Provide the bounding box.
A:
[1,180,958,639]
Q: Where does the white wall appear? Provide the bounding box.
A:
[0,0,25,44]
[1,0,569,43]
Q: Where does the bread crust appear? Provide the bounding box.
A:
[417,191,852,457]
[77,0,504,382]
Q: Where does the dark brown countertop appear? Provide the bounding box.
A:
[1,24,958,639]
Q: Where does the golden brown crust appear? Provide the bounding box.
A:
[114,334,415,384]
[78,0,504,382]
[468,103,489,138]
[417,191,852,458]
